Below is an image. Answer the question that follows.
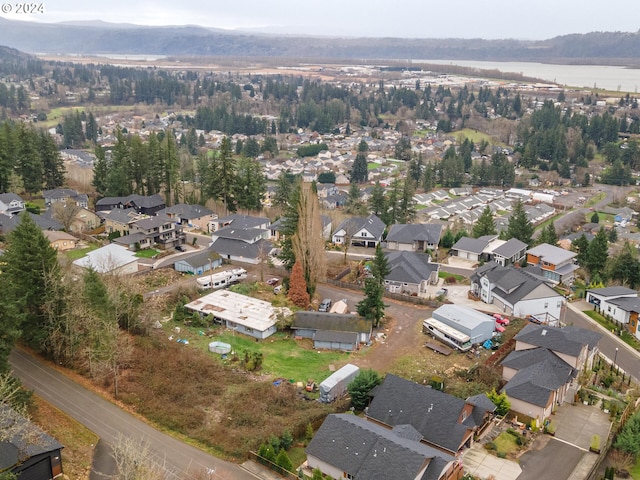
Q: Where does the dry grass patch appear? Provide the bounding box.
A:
[30,395,99,480]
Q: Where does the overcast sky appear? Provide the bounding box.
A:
[2,0,640,39]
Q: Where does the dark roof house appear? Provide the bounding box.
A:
[95,194,165,215]
[386,223,443,252]
[384,251,440,295]
[332,214,385,248]
[306,414,459,480]
[366,374,496,455]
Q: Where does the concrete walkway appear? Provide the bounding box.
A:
[462,443,522,480]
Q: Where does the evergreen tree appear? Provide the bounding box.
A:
[348,369,382,410]
[39,130,65,190]
[357,245,388,327]
[345,183,367,215]
[591,212,600,223]
[398,179,416,224]
[538,222,559,246]
[216,136,237,214]
[273,170,296,209]
[586,228,609,277]
[368,181,387,217]
[440,228,455,249]
[505,199,534,246]
[472,206,497,238]
[572,234,590,267]
[608,242,640,289]
[235,157,266,212]
[275,449,293,473]
[350,152,368,184]
[0,214,59,350]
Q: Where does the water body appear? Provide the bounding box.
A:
[416,59,640,93]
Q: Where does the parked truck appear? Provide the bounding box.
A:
[318,363,360,403]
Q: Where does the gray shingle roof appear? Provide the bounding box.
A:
[452,235,494,255]
[515,324,601,357]
[475,263,558,306]
[156,203,213,219]
[491,238,527,258]
[502,348,575,407]
[292,312,371,334]
[586,286,638,298]
[385,251,439,285]
[608,296,640,313]
[527,243,577,265]
[216,214,269,229]
[0,192,23,203]
[313,330,358,344]
[306,414,453,480]
[386,223,443,245]
[209,237,272,260]
[366,374,481,453]
[214,226,268,242]
[175,250,219,268]
[335,214,385,239]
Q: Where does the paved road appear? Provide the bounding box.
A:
[9,349,258,480]
[565,305,640,383]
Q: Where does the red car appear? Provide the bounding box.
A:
[493,313,510,325]
[495,325,506,333]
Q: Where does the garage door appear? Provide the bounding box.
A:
[16,457,51,480]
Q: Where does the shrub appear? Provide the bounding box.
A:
[497,451,507,458]
[485,441,496,451]
[275,449,293,473]
[281,430,293,450]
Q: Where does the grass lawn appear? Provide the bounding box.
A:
[584,213,614,224]
[135,249,160,258]
[583,310,640,350]
[585,192,606,208]
[631,456,640,479]
[65,244,100,261]
[535,213,565,231]
[288,446,307,469]
[30,395,99,480]
[456,128,496,145]
[439,271,466,282]
[367,162,382,170]
[171,325,349,385]
[493,431,520,456]
[416,204,429,210]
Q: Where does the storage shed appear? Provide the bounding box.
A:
[313,330,359,351]
[174,251,222,274]
[431,304,495,345]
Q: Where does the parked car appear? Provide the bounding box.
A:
[494,324,506,333]
[175,245,186,252]
[266,278,279,286]
[436,288,448,297]
[318,298,332,312]
[493,313,510,325]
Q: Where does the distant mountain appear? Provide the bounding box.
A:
[0,18,638,64]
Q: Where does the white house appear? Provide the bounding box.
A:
[72,244,139,275]
[184,290,291,340]
[332,214,385,248]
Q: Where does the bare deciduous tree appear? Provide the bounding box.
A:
[51,201,82,232]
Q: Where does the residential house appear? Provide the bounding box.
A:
[156,203,217,232]
[43,188,89,208]
[449,235,499,263]
[501,324,601,424]
[43,205,101,233]
[586,286,640,336]
[209,214,270,233]
[386,224,443,253]
[0,193,25,217]
[0,212,62,234]
[291,312,372,351]
[72,243,139,275]
[184,290,291,340]
[115,215,184,250]
[209,226,273,264]
[526,243,578,285]
[43,230,77,251]
[174,250,222,275]
[485,238,528,267]
[385,251,440,295]
[471,262,565,323]
[0,406,64,479]
[306,414,461,480]
[95,194,165,215]
[332,214,385,248]
[101,208,139,236]
[366,374,497,456]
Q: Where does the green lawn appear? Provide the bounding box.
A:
[171,325,349,385]
[439,271,466,282]
[584,213,614,224]
[456,128,497,145]
[585,192,606,208]
[65,244,100,261]
[493,431,520,456]
[535,213,565,231]
[135,249,160,258]
[367,162,382,170]
[631,456,640,479]
[583,310,640,350]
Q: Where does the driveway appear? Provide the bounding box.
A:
[517,402,611,480]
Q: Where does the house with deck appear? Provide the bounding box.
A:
[526,243,578,285]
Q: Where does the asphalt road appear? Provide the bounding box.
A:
[9,349,258,480]
[564,306,640,383]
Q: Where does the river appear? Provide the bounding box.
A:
[415,59,640,93]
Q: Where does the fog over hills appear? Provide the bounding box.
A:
[0,17,638,64]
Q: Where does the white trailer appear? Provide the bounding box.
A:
[319,363,360,403]
[196,268,247,290]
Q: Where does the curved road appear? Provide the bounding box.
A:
[9,349,258,480]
